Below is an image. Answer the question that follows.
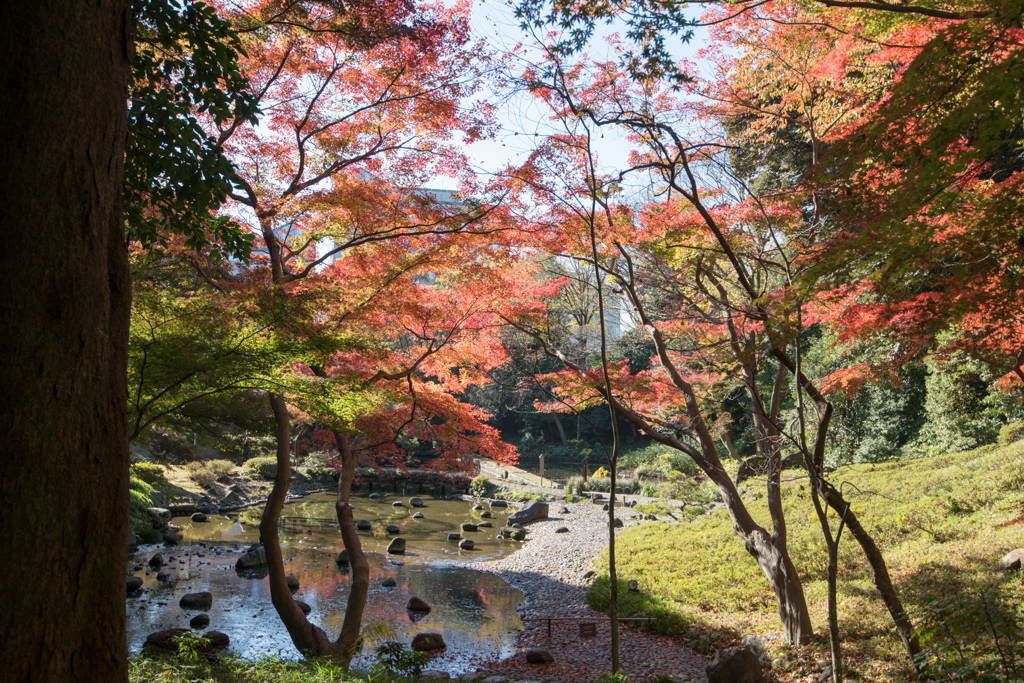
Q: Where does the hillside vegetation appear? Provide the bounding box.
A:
[588,442,1024,681]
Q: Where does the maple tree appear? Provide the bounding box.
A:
[139,0,526,665]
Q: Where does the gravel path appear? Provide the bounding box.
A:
[463,500,708,683]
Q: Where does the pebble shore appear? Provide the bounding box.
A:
[461,500,708,683]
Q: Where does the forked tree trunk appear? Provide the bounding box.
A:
[0,2,132,681]
[260,395,370,668]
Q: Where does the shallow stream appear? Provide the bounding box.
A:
[127,493,525,674]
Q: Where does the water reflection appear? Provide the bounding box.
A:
[127,494,524,674]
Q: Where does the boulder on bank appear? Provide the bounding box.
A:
[411,632,445,651]
[499,526,527,541]
[408,596,431,612]
[507,501,548,525]
[526,649,554,664]
[387,538,406,554]
[169,503,197,516]
[706,646,765,683]
[999,548,1024,571]
[179,591,213,611]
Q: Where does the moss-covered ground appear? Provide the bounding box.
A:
[587,443,1024,681]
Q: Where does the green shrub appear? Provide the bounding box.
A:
[470,474,493,497]
[207,459,235,476]
[372,641,429,678]
[131,461,164,485]
[244,456,277,480]
[186,462,217,488]
[567,475,586,496]
[999,420,1024,446]
[301,451,336,479]
[129,476,156,533]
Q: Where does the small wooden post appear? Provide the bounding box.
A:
[539,454,545,486]
[582,461,588,481]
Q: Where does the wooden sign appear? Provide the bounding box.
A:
[579,622,596,638]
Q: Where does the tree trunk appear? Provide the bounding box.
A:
[551,414,569,447]
[0,2,132,681]
[260,395,370,668]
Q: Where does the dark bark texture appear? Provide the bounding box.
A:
[0,1,132,682]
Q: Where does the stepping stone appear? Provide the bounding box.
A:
[479,510,492,518]
[408,596,431,612]
[190,512,207,523]
[392,501,405,507]
[355,519,372,530]
[368,493,381,500]
[410,497,425,507]
[411,632,445,651]
[448,532,462,542]
[179,591,212,611]
[335,549,349,565]
[148,553,164,568]
[126,576,143,593]
[387,537,406,554]
[461,523,478,532]
[477,521,493,528]
[286,576,300,593]
[412,512,424,519]
[489,500,508,508]
[385,524,400,534]
[473,504,485,511]
[189,613,210,628]
[459,539,474,550]
[296,600,311,615]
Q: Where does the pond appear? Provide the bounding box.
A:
[127,493,525,674]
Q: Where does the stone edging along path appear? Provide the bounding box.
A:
[450,500,708,683]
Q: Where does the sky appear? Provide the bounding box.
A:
[427,0,708,192]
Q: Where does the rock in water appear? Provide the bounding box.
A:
[458,539,474,550]
[392,501,405,507]
[385,524,400,534]
[507,501,549,525]
[411,632,445,651]
[368,492,381,500]
[460,522,478,532]
[477,521,493,528]
[296,600,311,615]
[412,512,424,519]
[355,519,372,530]
[408,596,431,612]
[499,526,527,541]
[387,537,406,554]
[189,613,210,629]
[286,575,300,593]
[489,500,508,508]
[526,649,554,664]
[410,497,425,507]
[126,576,143,593]
[335,549,349,565]
[190,512,207,523]
[706,646,765,683]
[235,544,267,569]
[447,532,462,542]
[479,510,492,518]
[179,591,213,610]
[473,504,484,511]
[382,577,397,588]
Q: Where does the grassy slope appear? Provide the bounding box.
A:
[587,442,1024,681]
